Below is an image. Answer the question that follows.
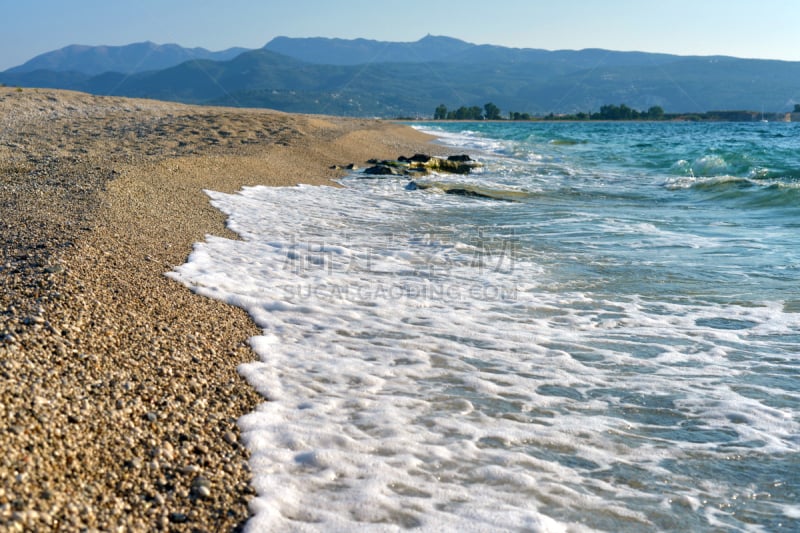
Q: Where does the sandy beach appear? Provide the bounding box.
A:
[0,88,438,531]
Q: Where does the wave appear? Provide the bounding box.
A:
[745,183,800,208]
[548,137,587,146]
[670,154,752,178]
[664,174,800,208]
[671,153,800,181]
[749,168,800,182]
[665,175,755,191]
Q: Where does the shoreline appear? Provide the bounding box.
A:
[0,88,440,530]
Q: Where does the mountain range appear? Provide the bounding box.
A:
[6,41,249,76]
[2,36,799,117]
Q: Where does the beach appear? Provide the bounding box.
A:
[3,89,798,532]
[0,87,437,531]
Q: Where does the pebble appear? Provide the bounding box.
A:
[222,430,238,446]
[158,441,174,461]
[22,315,45,325]
[178,464,200,475]
[191,476,212,499]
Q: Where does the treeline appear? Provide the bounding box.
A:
[546,104,665,121]
[432,102,667,121]
[434,103,502,120]
[430,102,796,122]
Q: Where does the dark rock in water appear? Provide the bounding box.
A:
[410,181,509,200]
[399,154,434,163]
[367,159,405,167]
[363,164,401,176]
[363,154,481,177]
[442,187,514,201]
[443,187,493,199]
[345,163,358,170]
[407,166,430,174]
[422,158,478,174]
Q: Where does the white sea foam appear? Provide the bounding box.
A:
[168,172,800,531]
[413,125,509,155]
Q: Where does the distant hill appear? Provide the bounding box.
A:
[262,35,474,65]
[263,35,684,69]
[5,41,249,75]
[2,36,799,117]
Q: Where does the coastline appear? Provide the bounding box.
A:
[0,88,439,531]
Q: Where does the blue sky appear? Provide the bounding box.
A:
[2,0,799,70]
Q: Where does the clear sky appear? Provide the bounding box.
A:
[2,0,799,70]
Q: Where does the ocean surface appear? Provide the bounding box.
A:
[169,121,800,532]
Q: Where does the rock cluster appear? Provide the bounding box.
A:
[362,153,479,176]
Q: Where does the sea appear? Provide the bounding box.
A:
[168,121,800,532]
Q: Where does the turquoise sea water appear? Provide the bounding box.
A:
[171,121,800,531]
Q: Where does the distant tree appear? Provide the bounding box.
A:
[438,104,497,120]
[509,111,532,121]
[795,104,800,113]
[447,106,483,120]
[646,105,665,120]
[593,104,613,120]
[484,102,502,120]
[592,103,646,120]
[618,103,637,119]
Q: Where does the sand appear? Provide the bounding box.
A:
[0,87,440,531]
